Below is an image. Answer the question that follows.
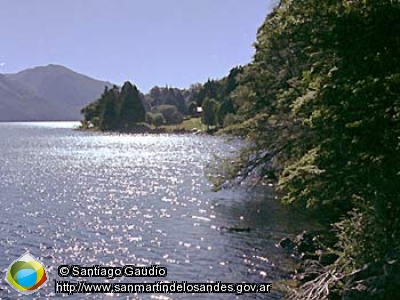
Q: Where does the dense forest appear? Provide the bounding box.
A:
[81,68,243,131]
[217,0,399,299]
[81,1,400,298]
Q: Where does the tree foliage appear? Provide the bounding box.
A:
[145,86,187,114]
[120,81,146,127]
[99,86,119,130]
[153,104,183,125]
[81,81,146,131]
[215,1,400,298]
[146,112,165,128]
[201,98,217,130]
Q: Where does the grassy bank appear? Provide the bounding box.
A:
[79,117,207,134]
[153,117,205,133]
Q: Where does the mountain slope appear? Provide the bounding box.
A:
[0,64,112,121]
[0,74,62,121]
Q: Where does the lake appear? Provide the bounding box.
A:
[0,122,308,299]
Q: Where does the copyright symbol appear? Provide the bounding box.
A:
[58,265,70,277]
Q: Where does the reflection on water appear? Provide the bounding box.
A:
[0,122,311,299]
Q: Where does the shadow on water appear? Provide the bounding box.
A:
[210,185,320,278]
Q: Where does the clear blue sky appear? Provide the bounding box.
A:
[0,0,274,92]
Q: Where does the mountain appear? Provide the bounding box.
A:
[0,64,112,121]
[0,74,56,121]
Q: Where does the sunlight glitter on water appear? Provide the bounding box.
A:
[0,122,313,299]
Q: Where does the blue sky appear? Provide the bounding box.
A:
[0,0,273,92]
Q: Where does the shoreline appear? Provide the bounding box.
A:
[77,122,217,136]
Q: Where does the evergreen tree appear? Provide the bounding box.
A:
[216,98,235,127]
[81,86,110,128]
[99,87,119,130]
[119,81,146,128]
[201,98,217,130]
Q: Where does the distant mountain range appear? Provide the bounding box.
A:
[0,64,112,121]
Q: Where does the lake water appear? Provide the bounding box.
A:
[0,122,308,299]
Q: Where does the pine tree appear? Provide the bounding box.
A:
[119,81,146,128]
[99,87,119,130]
[201,98,217,130]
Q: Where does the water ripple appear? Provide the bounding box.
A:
[0,122,313,299]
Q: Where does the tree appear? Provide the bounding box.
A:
[99,87,119,130]
[172,89,186,114]
[223,66,242,96]
[201,98,217,130]
[149,86,162,105]
[151,113,165,128]
[81,86,110,128]
[146,112,165,128]
[215,1,400,298]
[119,81,146,128]
[154,105,183,125]
[216,98,235,127]
[223,113,237,128]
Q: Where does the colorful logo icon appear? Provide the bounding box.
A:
[5,252,48,294]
